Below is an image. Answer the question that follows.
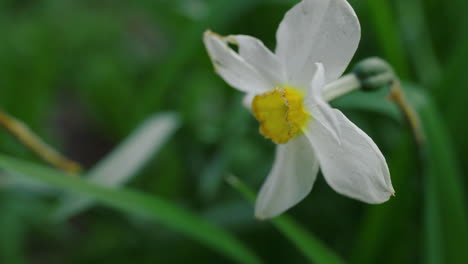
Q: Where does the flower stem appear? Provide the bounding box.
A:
[326,57,425,145]
[387,79,425,145]
[323,74,361,101]
[0,110,81,174]
[226,175,346,264]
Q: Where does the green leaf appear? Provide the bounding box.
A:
[351,83,468,264]
[364,0,410,79]
[54,113,180,220]
[227,175,345,264]
[0,198,27,264]
[331,88,401,122]
[405,85,468,264]
[0,156,262,264]
[394,0,442,86]
[436,28,468,168]
[351,135,418,264]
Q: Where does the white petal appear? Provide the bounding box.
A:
[255,135,320,219]
[203,31,272,94]
[305,63,341,142]
[304,110,394,203]
[242,93,255,112]
[275,0,360,87]
[309,63,326,98]
[230,35,287,86]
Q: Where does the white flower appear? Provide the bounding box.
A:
[203,0,394,219]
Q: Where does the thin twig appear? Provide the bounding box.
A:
[387,79,425,145]
[0,110,82,174]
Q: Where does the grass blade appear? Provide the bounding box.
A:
[227,175,345,264]
[349,83,468,264]
[350,135,419,264]
[394,0,442,86]
[0,156,262,264]
[406,85,468,264]
[0,200,27,264]
[341,83,468,264]
[364,0,410,79]
[54,113,180,220]
[331,87,401,122]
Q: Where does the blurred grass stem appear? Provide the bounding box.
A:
[0,110,81,174]
[351,57,424,145]
[226,175,346,264]
[364,0,411,79]
[388,80,425,145]
[324,58,425,145]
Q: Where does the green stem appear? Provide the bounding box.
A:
[0,156,262,264]
[364,0,411,79]
[410,89,468,264]
[227,175,346,264]
[394,0,442,87]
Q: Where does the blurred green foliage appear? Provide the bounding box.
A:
[0,0,467,263]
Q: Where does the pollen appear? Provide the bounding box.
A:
[252,86,310,144]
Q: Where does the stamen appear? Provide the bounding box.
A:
[252,86,310,144]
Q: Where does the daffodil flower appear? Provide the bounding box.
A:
[203,0,394,219]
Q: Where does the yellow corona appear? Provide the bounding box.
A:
[252,86,310,144]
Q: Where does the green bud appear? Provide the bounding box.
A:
[352,57,395,91]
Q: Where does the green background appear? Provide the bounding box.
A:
[0,0,466,263]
